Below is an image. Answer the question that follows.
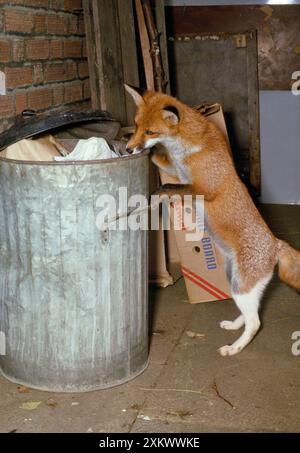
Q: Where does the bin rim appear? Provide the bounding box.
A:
[0,149,150,166]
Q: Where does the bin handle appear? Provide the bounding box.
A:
[99,191,169,230]
[22,109,37,117]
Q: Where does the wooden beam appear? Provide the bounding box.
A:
[247,30,261,193]
[134,0,155,90]
[117,0,140,125]
[92,0,127,125]
[155,0,170,94]
[82,0,100,109]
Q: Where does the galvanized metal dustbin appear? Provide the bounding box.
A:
[0,112,149,392]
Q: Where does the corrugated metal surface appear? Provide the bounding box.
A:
[0,152,149,392]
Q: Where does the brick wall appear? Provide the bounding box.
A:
[0,0,91,134]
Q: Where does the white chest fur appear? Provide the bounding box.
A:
[161,138,199,184]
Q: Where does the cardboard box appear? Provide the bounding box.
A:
[148,154,182,287]
[158,103,232,303]
[169,201,231,303]
[1,135,61,161]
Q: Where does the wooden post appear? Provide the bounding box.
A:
[135,0,155,90]
[83,0,139,125]
[91,0,127,124]
[117,0,140,125]
[247,30,261,194]
[155,0,170,94]
[82,0,101,109]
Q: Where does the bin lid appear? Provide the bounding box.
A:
[0,110,118,151]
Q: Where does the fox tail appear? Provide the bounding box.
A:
[278,240,300,292]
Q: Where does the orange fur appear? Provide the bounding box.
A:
[126,88,300,294]
[278,241,300,291]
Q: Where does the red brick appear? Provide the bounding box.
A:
[0,94,14,119]
[47,14,68,35]
[26,39,49,60]
[33,64,44,84]
[66,61,77,79]
[12,39,25,62]
[78,61,88,79]
[50,40,63,59]
[6,66,33,89]
[0,40,11,63]
[68,16,77,35]
[5,9,34,34]
[50,0,64,11]
[24,0,49,6]
[77,15,85,35]
[64,81,82,103]
[53,84,64,106]
[28,87,53,110]
[44,62,76,82]
[83,78,90,100]
[63,0,82,11]
[82,38,87,58]
[44,63,65,82]
[0,10,3,33]
[64,39,82,58]
[0,0,23,5]
[35,14,47,34]
[15,91,28,114]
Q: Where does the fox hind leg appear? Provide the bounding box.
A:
[220,256,245,330]
[219,273,272,356]
[220,315,244,331]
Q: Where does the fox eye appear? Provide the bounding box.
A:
[145,130,155,135]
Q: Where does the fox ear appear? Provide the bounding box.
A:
[124,84,145,106]
[162,106,179,125]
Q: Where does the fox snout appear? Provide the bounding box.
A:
[126,142,144,154]
[126,135,146,154]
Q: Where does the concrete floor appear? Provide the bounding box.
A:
[0,204,299,433]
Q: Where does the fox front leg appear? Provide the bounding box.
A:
[150,183,197,219]
[151,152,177,177]
[153,183,195,197]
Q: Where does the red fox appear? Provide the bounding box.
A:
[125,84,300,356]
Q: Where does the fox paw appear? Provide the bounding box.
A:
[220,320,238,330]
[218,345,241,357]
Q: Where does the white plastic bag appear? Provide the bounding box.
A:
[54,137,117,161]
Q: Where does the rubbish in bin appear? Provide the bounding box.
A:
[49,135,70,156]
[53,137,118,161]
[0,110,126,163]
[1,135,61,161]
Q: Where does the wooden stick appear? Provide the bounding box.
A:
[155,0,170,94]
[142,0,166,92]
[134,0,155,90]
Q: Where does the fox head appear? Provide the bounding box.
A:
[124,84,180,154]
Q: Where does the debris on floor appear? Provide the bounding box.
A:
[17,386,30,394]
[186,330,205,339]
[19,402,42,411]
[212,380,235,409]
